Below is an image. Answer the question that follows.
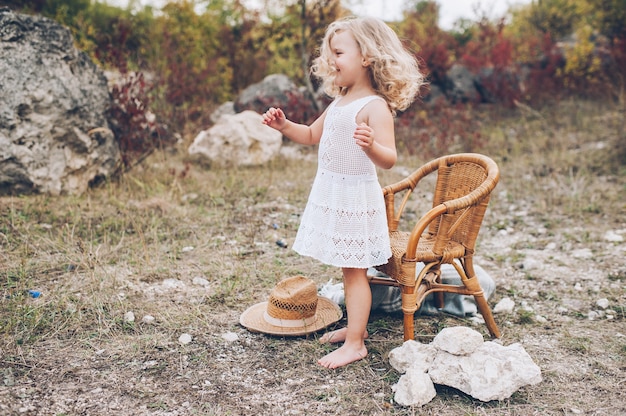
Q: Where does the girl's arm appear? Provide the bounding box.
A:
[355,100,397,169]
[262,107,326,146]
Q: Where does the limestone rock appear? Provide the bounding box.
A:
[388,339,435,374]
[431,326,485,355]
[0,8,119,195]
[428,340,542,402]
[188,111,282,166]
[392,367,437,407]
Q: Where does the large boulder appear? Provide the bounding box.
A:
[0,8,119,195]
[188,111,282,167]
[234,74,319,124]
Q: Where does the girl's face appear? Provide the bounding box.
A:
[329,30,368,89]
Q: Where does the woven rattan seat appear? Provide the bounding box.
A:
[371,153,501,340]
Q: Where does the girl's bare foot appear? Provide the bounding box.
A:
[319,328,369,344]
[318,343,367,369]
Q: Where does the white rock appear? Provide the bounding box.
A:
[388,340,436,374]
[522,258,542,271]
[392,367,437,407]
[604,230,623,242]
[142,315,155,324]
[124,311,135,323]
[428,341,542,402]
[179,333,193,345]
[596,298,610,309]
[222,332,239,342]
[469,315,485,326]
[162,278,186,290]
[587,311,600,320]
[192,277,210,287]
[188,111,282,166]
[432,327,484,355]
[571,248,593,259]
[493,297,515,314]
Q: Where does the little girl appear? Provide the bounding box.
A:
[262,16,425,369]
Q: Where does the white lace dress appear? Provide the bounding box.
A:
[292,95,392,268]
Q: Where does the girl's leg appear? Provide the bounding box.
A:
[319,327,368,344]
[318,267,370,369]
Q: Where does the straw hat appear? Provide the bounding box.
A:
[240,276,343,336]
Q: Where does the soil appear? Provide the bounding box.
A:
[1,153,625,416]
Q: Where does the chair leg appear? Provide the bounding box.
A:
[403,312,414,341]
[461,259,501,339]
[463,273,501,338]
[400,285,417,341]
[473,292,501,338]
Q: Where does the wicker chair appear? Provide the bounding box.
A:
[370,153,501,341]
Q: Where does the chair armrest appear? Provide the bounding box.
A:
[405,204,447,259]
[382,159,441,232]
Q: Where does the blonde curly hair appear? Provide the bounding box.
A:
[312,16,425,115]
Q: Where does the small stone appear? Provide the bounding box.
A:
[571,248,593,259]
[124,311,135,323]
[603,230,623,242]
[222,332,239,342]
[192,277,210,287]
[182,193,198,202]
[596,298,610,309]
[142,315,155,324]
[522,258,541,271]
[494,297,515,314]
[182,246,194,252]
[179,333,193,345]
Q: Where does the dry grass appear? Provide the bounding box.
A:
[1,99,625,415]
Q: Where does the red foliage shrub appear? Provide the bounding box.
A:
[459,20,522,106]
[396,99,484,159]
[107,72,173,170]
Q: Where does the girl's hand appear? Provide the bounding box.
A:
[354,122,374,150]
[262,107,287,131]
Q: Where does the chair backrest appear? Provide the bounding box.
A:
[428,154,499,255]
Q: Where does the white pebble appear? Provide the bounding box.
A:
[604,230,623,242]
[596,298,610,309]
[222,332,239,342]
[142,315,155,324]
[124,311,135,323]
[587,311,600,320]
[179,333,193,345]
[493,297,515,314]
[192,277,210,287]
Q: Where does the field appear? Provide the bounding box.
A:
[1,100,625,415]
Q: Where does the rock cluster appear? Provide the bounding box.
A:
[389,326,542,406]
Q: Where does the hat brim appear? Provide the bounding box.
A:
[239,296,343,336]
